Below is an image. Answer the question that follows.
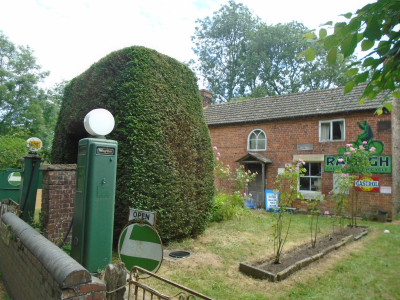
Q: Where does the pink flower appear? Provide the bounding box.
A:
[342,164,346,168]
[217,152,221,157]
[324,210,330,215]
[346,143,353,147]
[298,158,305,165]
[295,167,299,171]
[359,145,365,150]
[362,141,368,145]
[350,147,356,152]
[370,147,376,152]
[249,193,252,197]
[216,157,219,161]
[243,193,247,197]
[341,173,347,178]
[213,146,218,151]
[338,158,344,162]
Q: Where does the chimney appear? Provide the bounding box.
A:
[200,89,212,109]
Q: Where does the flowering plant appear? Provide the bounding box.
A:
[211,146,257,221]
[272,159,306,263]
[331,141,374,227]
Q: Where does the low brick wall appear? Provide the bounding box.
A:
[0,212,106,299]
[41,164,76,244]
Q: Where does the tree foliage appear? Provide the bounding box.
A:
[304,0,400,114]
[52,46,215,243]
[191,1,354,102]
[0,31,62,158]
[191,0,260,102]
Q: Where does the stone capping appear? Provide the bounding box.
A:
[239,229,368,282]
[40,164,77,171]
[1,212,91,288]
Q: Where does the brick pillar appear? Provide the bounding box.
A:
[41,164,76,244]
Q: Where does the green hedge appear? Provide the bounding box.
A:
[51,46,215,242]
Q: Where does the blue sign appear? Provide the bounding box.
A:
[265,190,279,211]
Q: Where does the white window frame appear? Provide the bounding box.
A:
[293,155,323,200]
[319,119,345,142]
[247,129,266,151]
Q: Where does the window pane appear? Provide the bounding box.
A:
[332,121,343,140]
[321,123,330,140]
[249,138,257,149]
[300,177,310,190]
[311,178,322,191]
[257,139,266,150]
[310,163,321,176]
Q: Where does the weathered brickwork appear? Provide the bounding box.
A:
[0,213,106,300]
[41,164,76,243]
[208,110,393,218]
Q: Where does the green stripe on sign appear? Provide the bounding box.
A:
[120,254,161,272]
[129,224,161,244]
[119,228,127,250]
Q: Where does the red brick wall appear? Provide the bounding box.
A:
[208,111,393,217]
[41,164,76,244]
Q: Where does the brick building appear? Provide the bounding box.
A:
[202,85,395,219]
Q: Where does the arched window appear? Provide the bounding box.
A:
[247,129,266,151]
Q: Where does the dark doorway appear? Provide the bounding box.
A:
[246,164,264,209]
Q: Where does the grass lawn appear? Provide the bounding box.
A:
[138,210,400,299]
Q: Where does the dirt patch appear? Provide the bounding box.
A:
[248,226,366,275]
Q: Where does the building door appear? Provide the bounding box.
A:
[246,163,264,209]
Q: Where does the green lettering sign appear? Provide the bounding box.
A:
[324,155,392,174]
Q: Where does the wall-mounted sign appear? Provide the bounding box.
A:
[324,155,392,174]
[265,189,279,211]
[354,176,379,192]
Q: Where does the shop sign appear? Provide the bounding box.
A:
[324,155,392,174]
[354,176,380,192]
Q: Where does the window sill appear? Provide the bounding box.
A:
[299,191,322,200]
[319,139,345,143]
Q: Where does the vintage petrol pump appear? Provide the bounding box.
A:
[19,137,43,223]
[71,108,118,273]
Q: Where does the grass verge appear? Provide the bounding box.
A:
[138,210,400,299]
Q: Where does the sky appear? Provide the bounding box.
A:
[0,0,374,88]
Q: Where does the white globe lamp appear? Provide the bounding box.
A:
[84,108,115,137]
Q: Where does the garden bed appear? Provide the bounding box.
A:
[239,226,368,282]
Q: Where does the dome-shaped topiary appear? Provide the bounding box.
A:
[52,46,215,242]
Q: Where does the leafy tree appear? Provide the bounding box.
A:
[0,134,26,169]
[192,2,354,102]
[191,0,261,102]
[0,31,62,160]
[246,22,352,97]
[303,0,400,217]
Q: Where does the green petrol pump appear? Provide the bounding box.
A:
[19,137,43,223]
[71,108,118,273]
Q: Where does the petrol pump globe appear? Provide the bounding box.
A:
[84,108,115,136]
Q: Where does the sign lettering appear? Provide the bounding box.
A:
[324,155,392,174]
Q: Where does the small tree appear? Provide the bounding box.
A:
[272,159,306,264]
[302,194,324,248]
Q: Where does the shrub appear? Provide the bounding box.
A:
[0,135,26,169]
[210,192,245,222]
[51,46,215,242]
